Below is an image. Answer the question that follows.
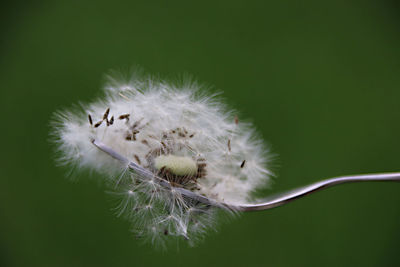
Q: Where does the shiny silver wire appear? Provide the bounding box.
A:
[92,139,400,212]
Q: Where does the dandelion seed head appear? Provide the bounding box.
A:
[52,70,273,247]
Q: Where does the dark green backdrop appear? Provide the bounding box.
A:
[1,0,400,266]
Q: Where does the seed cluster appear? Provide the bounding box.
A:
[88,108,210,190]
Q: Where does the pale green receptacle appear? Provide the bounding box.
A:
[154,155,197,177]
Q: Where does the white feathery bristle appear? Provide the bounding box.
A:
[51,71,273,247]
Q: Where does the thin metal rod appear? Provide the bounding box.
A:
[91,139,400,212]
[237,173,400,211]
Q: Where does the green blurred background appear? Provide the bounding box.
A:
[1,0,400,266]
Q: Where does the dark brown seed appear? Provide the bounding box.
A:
[109,116,114,125]
[141,139,149,146]
[164,229,168,235]
[189,134,194,138]
[94,121,102,128]
[88,114,93,125]
[160,141,167,149]
[178,132,185,137]
[197,171,207,177]
[103,108,110,120]
[118,114,130,120]
[240,160,246,168]
[227,139,231,151]
[158,166,166,175]
[148,135,157,140]
[134,154,141,165]
[132,130,140,134]
[125,134,132,140]
[132,120,141,128]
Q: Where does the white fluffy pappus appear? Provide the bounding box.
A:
[51,71,273,247]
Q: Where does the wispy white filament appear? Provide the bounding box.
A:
[52,71,272,247]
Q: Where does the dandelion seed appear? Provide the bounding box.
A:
[88,114,93,126]
[103,108,110,120]
[119,114,130,121]
[51,70,272,247]
[234,115,239,125]
[240,160,246,168]
[94,120,102,128]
